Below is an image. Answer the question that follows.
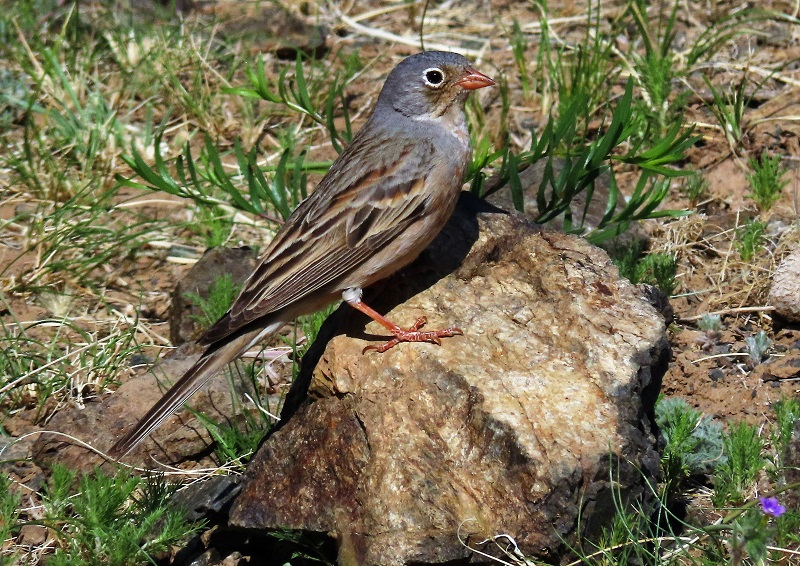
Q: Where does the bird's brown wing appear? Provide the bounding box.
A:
[200,135,435,345]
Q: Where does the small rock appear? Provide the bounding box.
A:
[752,355,800,382]
[220,552,246,566]
[187,549,221,566]
[769,246,800,322]
[170,475,242,521]
[14,202,38,219]
[18,525,48,547]
[32,342,262,470]
[170,247,257,345]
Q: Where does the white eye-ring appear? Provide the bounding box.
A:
[423,67,445,87]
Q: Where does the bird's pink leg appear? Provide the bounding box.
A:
[344,297,462,354]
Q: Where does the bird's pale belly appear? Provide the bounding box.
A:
[347,162,466,290]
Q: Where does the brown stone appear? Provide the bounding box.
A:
[769,245,800,322]
[31,342,261,471]
[229,193,667,565]
[170,247,258,345]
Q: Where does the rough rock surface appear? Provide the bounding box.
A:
[769,245,800,322]
[229,194,668,565]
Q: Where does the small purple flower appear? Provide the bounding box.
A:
[759,497,786,518]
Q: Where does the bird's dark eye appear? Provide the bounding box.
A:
[424,68,444,86]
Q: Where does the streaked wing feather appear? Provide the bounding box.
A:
[237,183,429,316]
[201,135,433,344]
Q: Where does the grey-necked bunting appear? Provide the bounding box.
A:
[110,51,495,457]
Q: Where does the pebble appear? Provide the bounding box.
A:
[769,245,800,322]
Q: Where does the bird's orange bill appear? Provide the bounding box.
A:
[345,297,463,353]
[456,68,496,90]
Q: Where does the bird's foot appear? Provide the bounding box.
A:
[362,316,463,354]
[342,291,462,354]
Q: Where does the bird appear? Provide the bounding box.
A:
[109,51,495,458]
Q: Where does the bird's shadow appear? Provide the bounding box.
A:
[274,191,505,429]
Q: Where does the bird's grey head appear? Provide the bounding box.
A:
[375,51,494,121]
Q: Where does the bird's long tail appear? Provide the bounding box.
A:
[109,322,282,458]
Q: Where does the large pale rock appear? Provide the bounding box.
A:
[769,245,800,322]
[229,194,667,564]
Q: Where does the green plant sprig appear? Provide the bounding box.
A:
[226,53,356,154]
[34,465,204,565]
[117,130,329,222]
[734,218,767,262]
[482,79,696,243]
[746,151,788,212]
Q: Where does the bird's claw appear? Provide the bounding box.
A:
[362,317,463,354]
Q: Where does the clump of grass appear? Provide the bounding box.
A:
[0,68,30,126]
[655,397,724,499]
[228,52,360,153]
[767,397,800,483]
[508,20,532,101]
[0,474,22,551]
[119,127,328,226]
[38,465,203,565]
[191,204,235,248]
[734,218,767,261]
[746,151,788,212]
[194,397,272,468]
[702,73,749,151]
[610,240,645,282]
[185,273,242,331]
[625,0,686,133]
[0,311,143,416]
[771,397,800,458]
[713,422,765,506]
[634,252,678,296]
[681,172,709,207]
[527,79,694,244]
[611,240,678,295]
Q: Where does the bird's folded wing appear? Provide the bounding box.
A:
[201,138,433,344]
